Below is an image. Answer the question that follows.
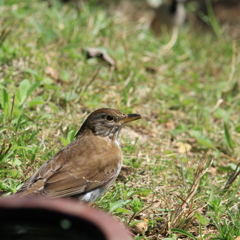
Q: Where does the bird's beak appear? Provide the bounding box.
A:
[119,114,141,124]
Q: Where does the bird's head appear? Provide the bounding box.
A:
[76,108,141,140]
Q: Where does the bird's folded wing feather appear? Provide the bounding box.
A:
[43,166,118,198]
[15,137,121,198]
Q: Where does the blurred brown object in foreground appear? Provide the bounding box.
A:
[0,197,131,240]
[150,0,186,35]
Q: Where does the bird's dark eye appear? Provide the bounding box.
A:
[106,115,114,121]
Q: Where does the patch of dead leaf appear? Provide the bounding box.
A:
[82,47,115,66]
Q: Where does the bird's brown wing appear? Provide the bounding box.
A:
[15,135,122,198]
[43,166,118,198]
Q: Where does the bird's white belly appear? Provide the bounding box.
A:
[80,187,108,203]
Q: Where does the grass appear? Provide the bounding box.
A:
[0,0,240,239]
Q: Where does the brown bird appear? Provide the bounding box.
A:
[14,108,141,203]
